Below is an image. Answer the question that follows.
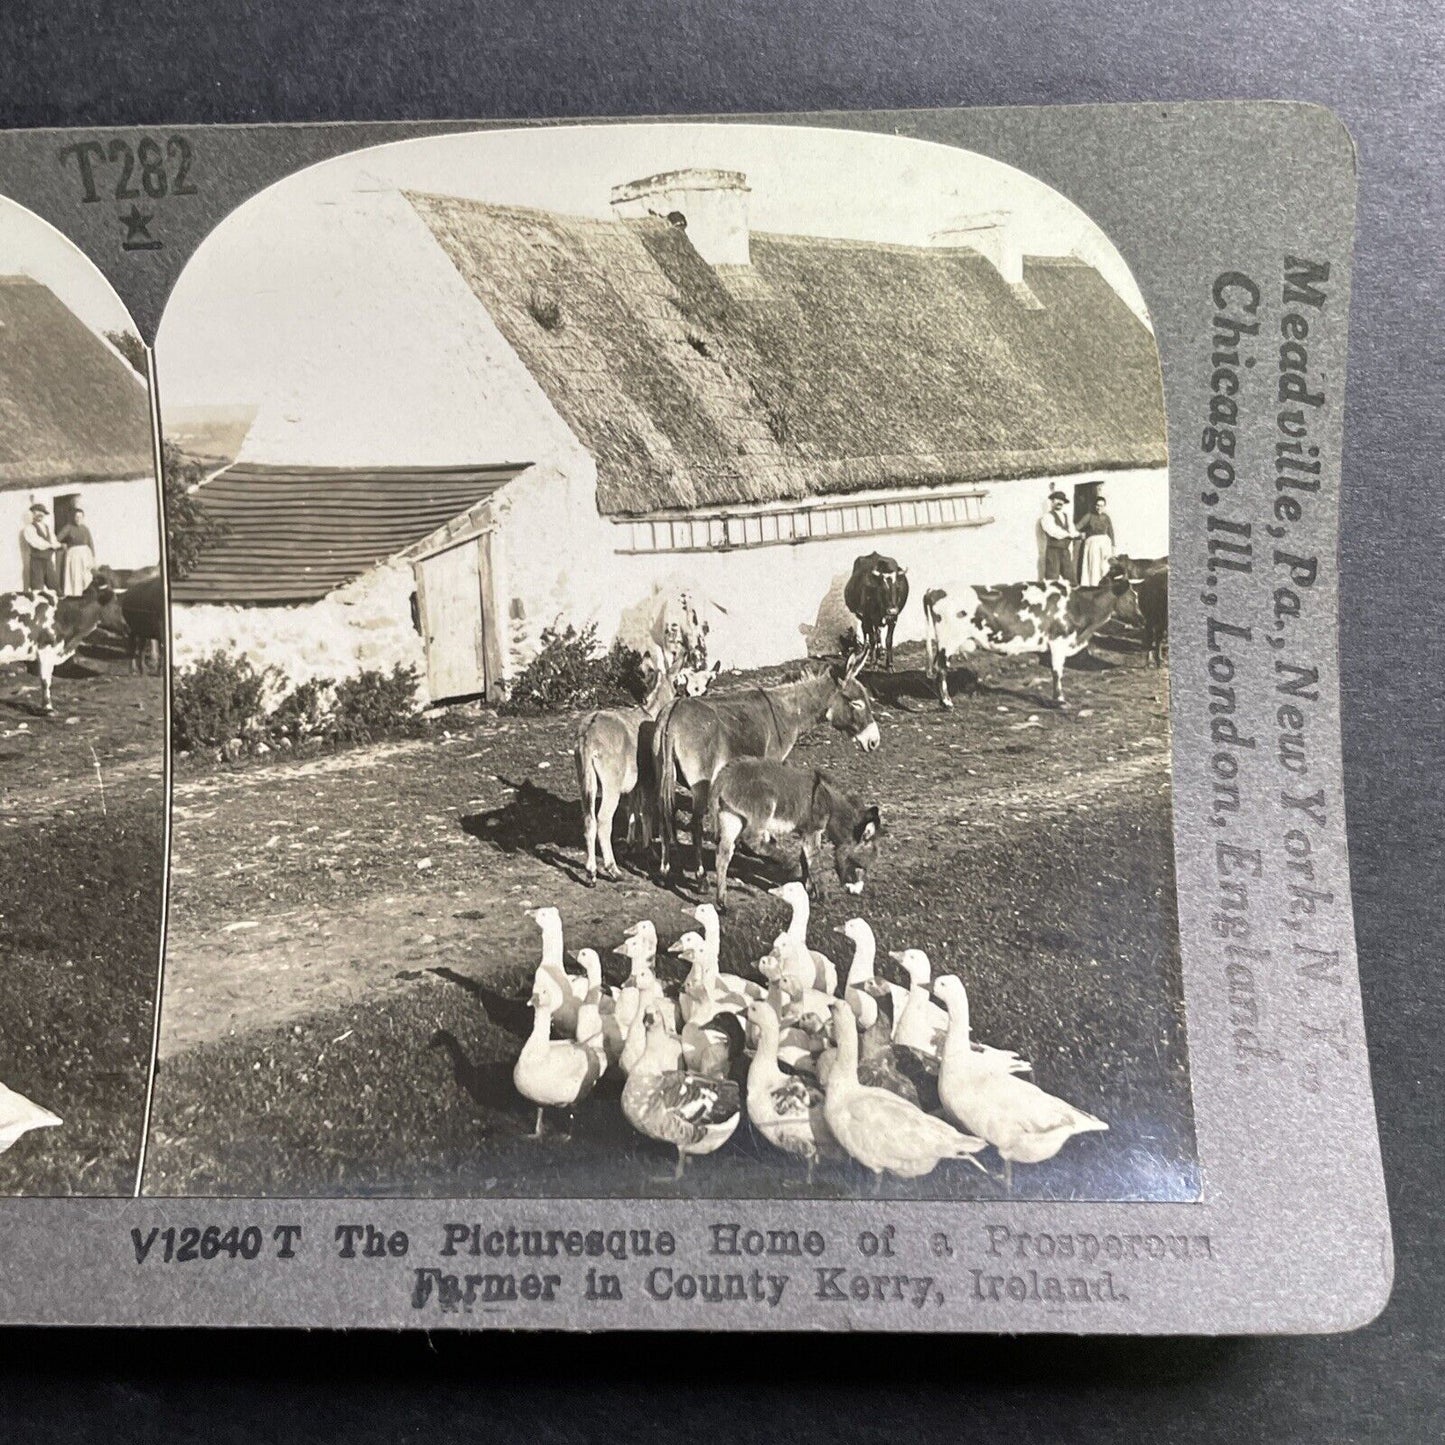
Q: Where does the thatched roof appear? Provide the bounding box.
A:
[409,194,1166,517]
[0,277,151,492]
[172,462,526,602]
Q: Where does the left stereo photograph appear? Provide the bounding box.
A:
[0,195,166,1196]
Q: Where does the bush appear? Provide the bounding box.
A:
[500,624,645,715]
[329,664,422,744]
[172,651,273,752]
[269,676,335,744]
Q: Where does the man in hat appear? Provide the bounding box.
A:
[20,502,61,591]
[1038,490,1079,582]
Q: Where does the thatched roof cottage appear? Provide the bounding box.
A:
[173,169,1166,701]
[0,277,158,592]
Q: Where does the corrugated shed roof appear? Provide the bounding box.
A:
[408,195,1167,516]
[0,276,152,491]
[171,462,527,603]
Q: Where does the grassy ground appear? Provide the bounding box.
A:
[147,632,1197,1202]
[0,637,164,1197]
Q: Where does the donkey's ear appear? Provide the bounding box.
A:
[842,646,867,682]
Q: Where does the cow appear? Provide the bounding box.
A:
[573,648,717,884]
[1134,563,1168,666]
[0,578,120,713]
[709,759,883,907]
[118,574,166,675]
[921,559,1143,709]
[652,648,879,882]
[843,553,910,671]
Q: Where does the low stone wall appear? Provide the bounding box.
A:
[172,558,427,708]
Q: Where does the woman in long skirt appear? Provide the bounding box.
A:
[59,507,96,596]
[1078,496,1116,586]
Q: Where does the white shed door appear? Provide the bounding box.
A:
[416,539,487,701]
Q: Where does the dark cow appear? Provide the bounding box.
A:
[1121,556,1169,581]
[709,758,883,906]
[0,578,119,713]
[651,649,879,881]
[1135,563,1168,666]
[118,575,166,675]
[922,559,1143,708]
[843,552,910,671]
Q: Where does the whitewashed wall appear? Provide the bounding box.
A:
[1,477,162,593]
[558,467,1170,673]
[172,558,425,709]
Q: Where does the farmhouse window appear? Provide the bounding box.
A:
[615,487,992,555]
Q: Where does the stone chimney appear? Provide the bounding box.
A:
[930,209,1024,287]
[610,169,751,267]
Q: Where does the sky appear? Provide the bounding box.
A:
[0,194,139,341]
[155,123,1153,453]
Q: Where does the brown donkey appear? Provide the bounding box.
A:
[650,649,880,882]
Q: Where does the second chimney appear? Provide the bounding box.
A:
[930,210,1024,287]
[610,169,751,267]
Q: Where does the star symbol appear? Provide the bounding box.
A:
[119,203,161,250]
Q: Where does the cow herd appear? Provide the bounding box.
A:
[0,568,163,715]
[575,550,1168,905]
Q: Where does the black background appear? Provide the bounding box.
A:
[1,2,1440,1440]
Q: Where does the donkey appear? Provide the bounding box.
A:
[650,648,879,882]
[574,647,718,883]
[709,759,883,907]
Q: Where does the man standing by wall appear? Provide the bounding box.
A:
[20,501,61,591]
[1038,490,1079,581]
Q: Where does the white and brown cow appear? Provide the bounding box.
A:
[0,578,120,713]
[922,560,1142,709]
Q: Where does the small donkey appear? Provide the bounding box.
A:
[708,758,883,907]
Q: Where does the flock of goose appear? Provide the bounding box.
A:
[513,882,1107,1190]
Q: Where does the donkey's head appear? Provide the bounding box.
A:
[825,647,880,751]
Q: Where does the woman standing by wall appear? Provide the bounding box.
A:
[59,506,96,596]
[1078,495,1116,587]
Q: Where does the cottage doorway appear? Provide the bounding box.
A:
[414,535,493,702]
[1073,479,1103,527]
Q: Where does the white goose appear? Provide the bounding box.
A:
[619,967,680,1076]
[613,930,679,1035]
[745,1000,844,1183]
[576,948,626,1064]
[513,972,606,1136]
[836,919,908,1020]
[759,933,838,1014]
[691,903,723,967]
[890,948,1030,1075]
[0,1082,62,1155]
[823,1001,987,1188]
[769,882,838,993]
[622,1008,741,1181]
[526,906,585,1036]
[668,931,763,1025]
[933,975,1107,1189]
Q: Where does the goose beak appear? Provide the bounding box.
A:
[887,951,906,964]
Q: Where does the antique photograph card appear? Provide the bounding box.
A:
[0,103,1391,1332]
